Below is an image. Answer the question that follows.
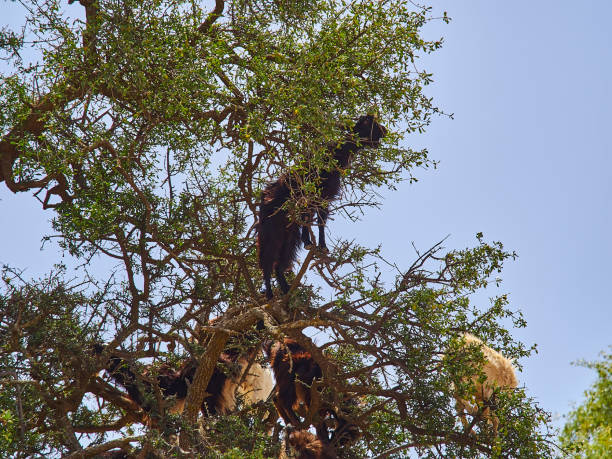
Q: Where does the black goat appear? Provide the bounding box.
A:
[257,115,386,299]
[264,338,361,447]
[93,341,272,422]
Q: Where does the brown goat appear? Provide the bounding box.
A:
[257,115,386,299]
[287,429,338,459]
[264,338,360,447]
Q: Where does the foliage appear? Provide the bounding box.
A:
[560,351,612,458]
[0,0,555,457]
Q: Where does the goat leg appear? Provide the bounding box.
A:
[315,421,331,444]
[301,211,314,248]
[301,225,314,248]
[274,396,302,428]
[455,398,472,433]
[263,268,274,300]
[275,265,290,295]
[316,208,329,250]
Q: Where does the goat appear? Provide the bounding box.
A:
[264,338,360,447]
[287,429,338,459]
[452,333,518,434]
[94,342,273,422]
[257,115,386,299]
[239,357,275,406]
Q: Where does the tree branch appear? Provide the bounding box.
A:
[180,306,265,447]
[64,436,143,459]
[198,0,225,33]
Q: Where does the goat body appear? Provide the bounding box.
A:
[239,357,275,406]
[266,339,323,426]
[96,344,273,421]
[102,352,192,415]
[454,333,518,433]
[257,115,386,299]
[265,338,360,446]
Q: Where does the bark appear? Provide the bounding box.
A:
[179,305,265,448]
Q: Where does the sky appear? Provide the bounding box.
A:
[1,0,611,433]
[334,0,612,428]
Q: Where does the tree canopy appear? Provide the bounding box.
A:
[1,0,556,457]
[560,351,612,458]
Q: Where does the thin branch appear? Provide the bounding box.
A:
[64,436,143,459]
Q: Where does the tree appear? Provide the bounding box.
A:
[560,351,612,458]
[0,0,556,457]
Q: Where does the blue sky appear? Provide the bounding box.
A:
[337,0,612,426]
[2,0,611,431]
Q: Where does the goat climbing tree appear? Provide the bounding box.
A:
[0,0,557,457]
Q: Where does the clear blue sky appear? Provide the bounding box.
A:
[337,0,612,427]
[1,0,611,431]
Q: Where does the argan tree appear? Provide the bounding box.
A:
[560,351,612,458]
[0,0,556,457]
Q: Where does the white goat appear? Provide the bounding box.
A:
[236,360,274,406]
[453,333,518,434]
